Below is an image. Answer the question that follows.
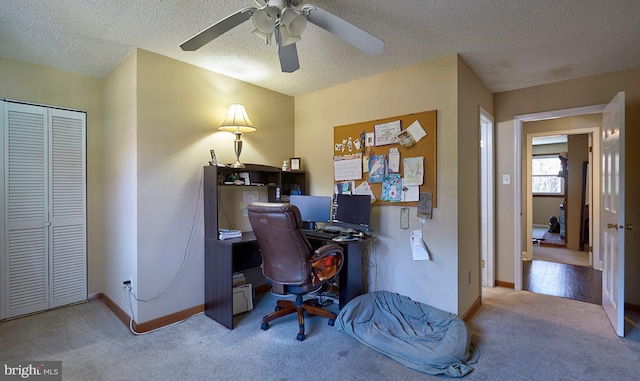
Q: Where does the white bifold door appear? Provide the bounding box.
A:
[1,101,86,320]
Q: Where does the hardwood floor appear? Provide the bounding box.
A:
[523,260,602,305]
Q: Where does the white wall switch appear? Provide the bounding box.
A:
[502,174,511,185]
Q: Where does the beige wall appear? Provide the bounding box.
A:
[295,54,492,315]
[456,55,494,314]
[1,51,291,323]
[0,56,104,296]
[566,134,589,250]
[5,46,637,321]
[102,51,139,317]
[495,67,640,304]
[533,197,564,226]
[124,50,294,322]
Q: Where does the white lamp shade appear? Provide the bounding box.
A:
[219,103,256,133]
[252,6,277,34]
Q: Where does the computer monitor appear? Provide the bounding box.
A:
[289,195,332,229]
[330,194,371,232]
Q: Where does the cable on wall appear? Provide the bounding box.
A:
[361,232,378,292]
[124,286,202,335]
[217,184,234,230]
[129,168,203,303]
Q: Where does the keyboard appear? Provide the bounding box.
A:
[302,229,338,240]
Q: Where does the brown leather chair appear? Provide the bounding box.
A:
[247,202,344,341]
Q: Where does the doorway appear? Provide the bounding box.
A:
[512,104,606,291]
[522,131,602,304]
[523,131,602,304]
[512,93,626,337]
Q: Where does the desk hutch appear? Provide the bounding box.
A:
[202,164,366,329]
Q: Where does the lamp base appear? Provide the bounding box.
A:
[231,132,246,169]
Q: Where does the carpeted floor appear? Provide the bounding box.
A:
[532,245,590,267]
[1,289,640,380]
[540,231,566,247]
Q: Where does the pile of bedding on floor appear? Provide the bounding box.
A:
[335,291,478,377]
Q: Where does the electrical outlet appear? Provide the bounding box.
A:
[122,276,133,291]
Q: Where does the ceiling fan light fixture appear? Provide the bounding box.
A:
[279,30,301,47]
[281,8,307,37]
[252,29,273,44]
[252,6,278,34]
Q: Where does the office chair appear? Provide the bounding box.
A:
[247,202,344,341]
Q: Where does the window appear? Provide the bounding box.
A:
[532,155,564,195]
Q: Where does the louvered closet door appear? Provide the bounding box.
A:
[48,108,86,308]
[3,103,49,318]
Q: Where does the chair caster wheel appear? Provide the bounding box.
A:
[297,333,305,341]
[261,322,270,330]
[328,318,335,327]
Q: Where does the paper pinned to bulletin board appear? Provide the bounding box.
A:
[332,110,437,207]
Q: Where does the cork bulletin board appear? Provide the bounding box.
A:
[333,110,437,207]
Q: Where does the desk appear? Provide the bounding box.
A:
[204,232,367,329]
[305,236,367,310]
[204,232,262,329]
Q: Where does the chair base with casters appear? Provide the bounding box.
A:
[261,293,337,341]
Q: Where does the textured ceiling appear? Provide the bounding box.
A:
[2,0,640,97]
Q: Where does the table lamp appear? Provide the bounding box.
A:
[219,103,256,168]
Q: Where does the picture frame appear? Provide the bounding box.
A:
[290,157,301,170]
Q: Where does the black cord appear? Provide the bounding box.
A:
[361,232,378,293]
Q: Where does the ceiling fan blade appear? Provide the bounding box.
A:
[275,27,300,73]
[301,5,384,55]
[180,7,256,51]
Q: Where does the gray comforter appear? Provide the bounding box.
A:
[335,291,478,377]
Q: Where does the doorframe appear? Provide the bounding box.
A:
[524,128,600,268]
[513,104,606,290]
[480,107,495,287]
[0,100,4,320]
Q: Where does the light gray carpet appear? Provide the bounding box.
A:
[532,245,590,267]
[2,288,640,380]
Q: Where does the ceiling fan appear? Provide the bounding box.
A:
[180,0,384,73]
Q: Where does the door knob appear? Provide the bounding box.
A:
[625,224,633,230]
[607,223,618,230]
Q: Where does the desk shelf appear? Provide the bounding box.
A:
[203,164,308,329]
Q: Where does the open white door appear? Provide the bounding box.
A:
[601,91,625,337]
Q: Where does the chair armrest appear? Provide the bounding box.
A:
[309,244,344,285]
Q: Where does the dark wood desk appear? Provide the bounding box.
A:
[305,236,367,310]
[204,232,367,329]
[204,232,262,329]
